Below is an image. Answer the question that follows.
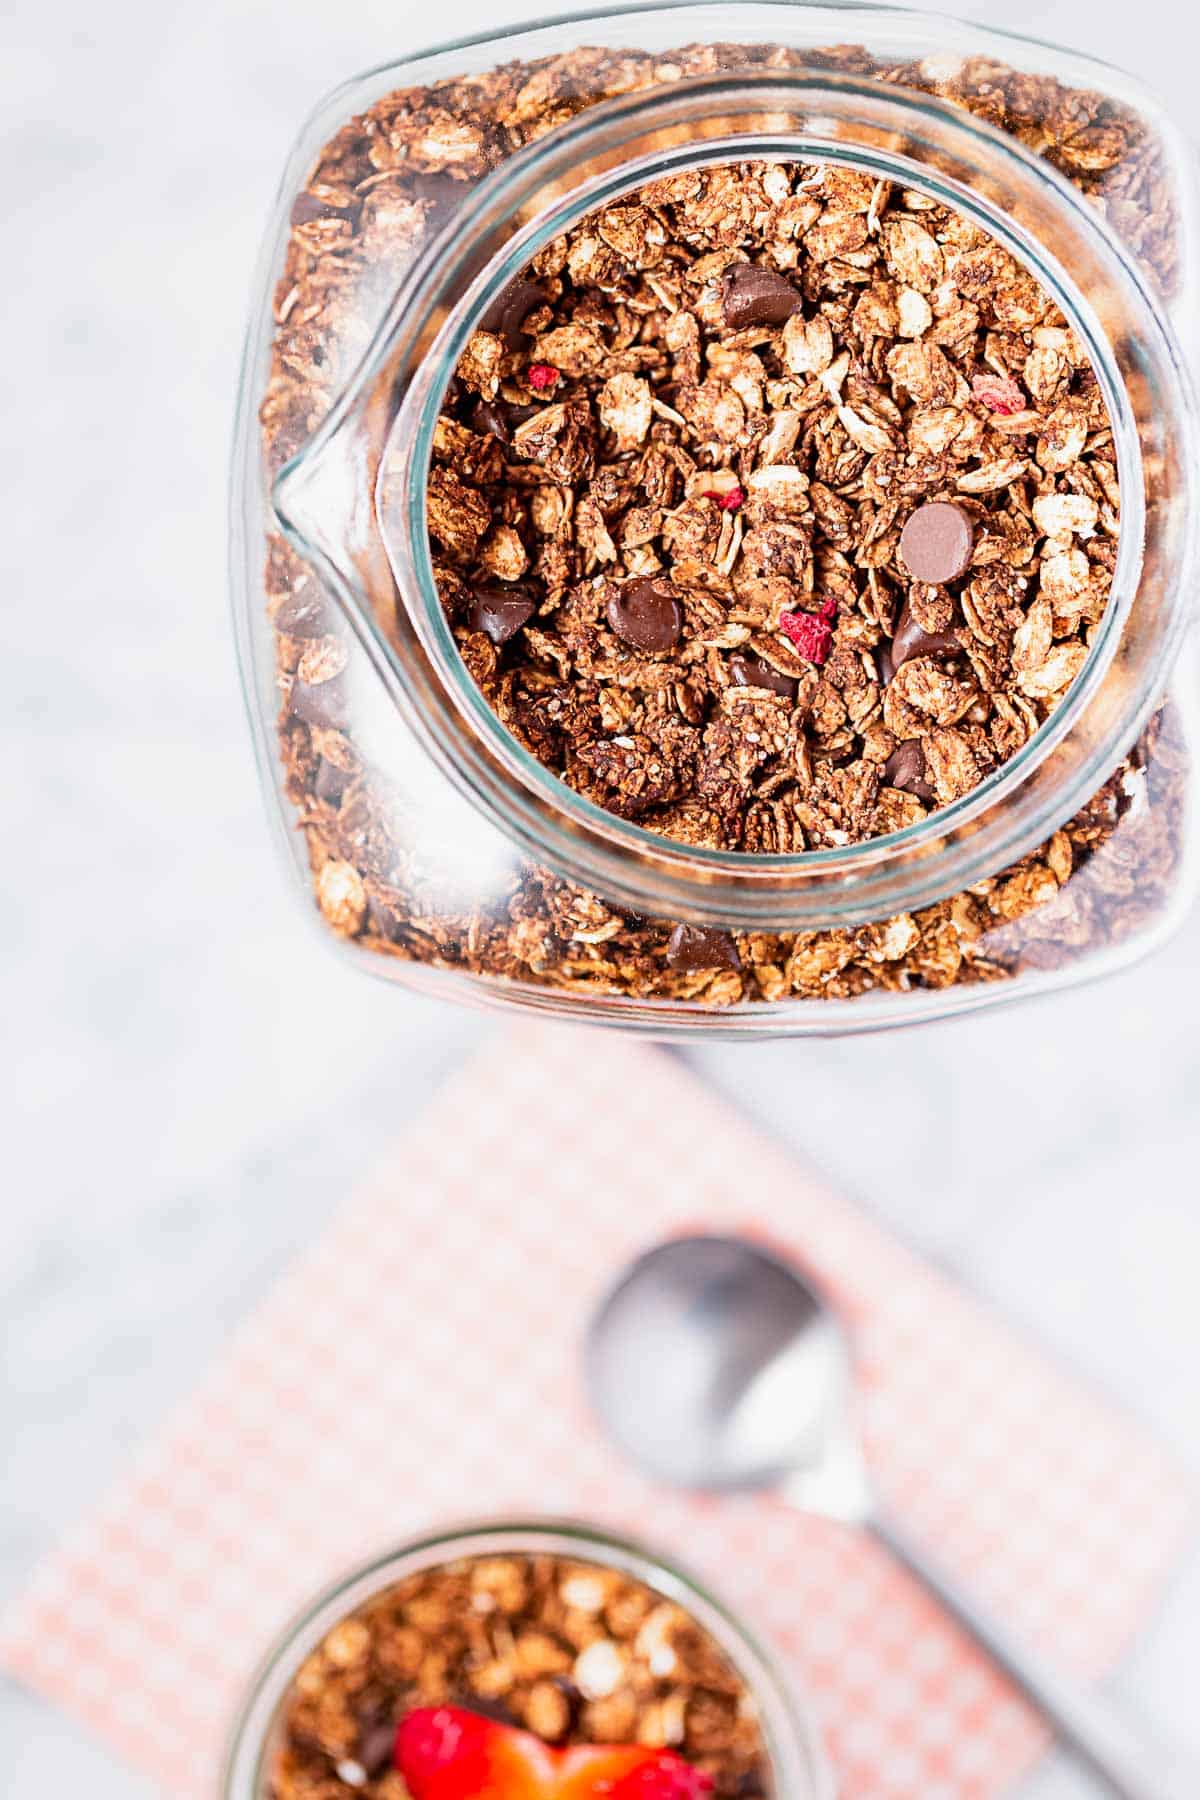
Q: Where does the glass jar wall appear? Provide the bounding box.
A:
[232,3,1200,1034]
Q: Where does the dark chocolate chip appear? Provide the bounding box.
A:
[453,1695,519,1727]
[666,924,742,973]
[606,578,683,653]
[366,893,405,942]
[356,1719,397,1781]
[467,586,536,646]
[408,171,467,216]
[273,576,331,639]
[469,398,511,445]
[729,651,798,701]
[889,597,961,671]
[480,277,548,349]
[876,643,895,687]
[551,1675,582,1728]
[898,501,975,584]
[314,757,350,805]
[882,738,935,803]
[289,673,348,729]
[721,262,802,329]
[289,191,357,227]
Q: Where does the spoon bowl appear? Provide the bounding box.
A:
[587,1234,865,1509]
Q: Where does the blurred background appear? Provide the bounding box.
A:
[3,0,1199,1793]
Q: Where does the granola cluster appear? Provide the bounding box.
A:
[267,1553,773,1797]
[430,159,1119,850]
[260,40,1188,1006]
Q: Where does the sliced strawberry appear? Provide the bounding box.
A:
[606,1751,716,1798]
[555,1745,657,1797]
[557,1745,715,1799]
[396,1708,713,1799]
[396,1706,556,1798]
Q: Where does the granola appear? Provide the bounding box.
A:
[429,159,1120,850]
[266,1553,772,1797]
[259,40,1188,1007]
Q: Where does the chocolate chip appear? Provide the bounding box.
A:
[453,1695,518,1727]
[314,757,350,805]
[469,398,510,445]
[366,893,404,942]
[889,597,961,671]
[720,263,802,329]
[729,651,798,701]
[898,501,974,584]
[480,277,548,349]
[289,673,348,729]
[467,586,536,646]
[876,643,895,687]
[409,171,467,216]
[882,738,934,802]
[606,578,682,652]
[666,924,742,972]
[289,191,357,227]
[355,1719,397,1781]
[273,576,331,639]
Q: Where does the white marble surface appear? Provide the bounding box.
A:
[4,0,1200,1793]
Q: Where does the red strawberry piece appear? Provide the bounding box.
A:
[396,1707,555,1798]
[558,1746,714,1799]
[971,371,1025,415]
[779,606,834,666]
[701,487,744,512]
[527,363,560,390]
[607,1751,717,1797]
[397,1710,713,1799]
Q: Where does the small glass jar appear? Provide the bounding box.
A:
[232,3,1200,1033]
[219,1518,832,1799]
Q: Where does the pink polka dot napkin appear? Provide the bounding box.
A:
[1,1028,1192,1798]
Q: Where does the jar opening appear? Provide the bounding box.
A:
[219,1518,832,1800]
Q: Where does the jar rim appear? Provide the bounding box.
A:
[272,24,1200,930]
[218,1515,834,1800]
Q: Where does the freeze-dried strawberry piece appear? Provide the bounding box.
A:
[779,601,836,665]
[702,486,745,512]
[971,371,1026,415]
[527,362,561,390]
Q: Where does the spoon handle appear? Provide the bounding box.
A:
[869,1507,1194,1800]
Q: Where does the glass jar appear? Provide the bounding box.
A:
[232,3,1200,1034]
[219,1517,832,1799]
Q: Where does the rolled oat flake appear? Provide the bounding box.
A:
[607,577,683,652]
[898,501,975,585]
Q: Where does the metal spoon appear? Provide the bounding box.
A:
[586,1233,1193,1800]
